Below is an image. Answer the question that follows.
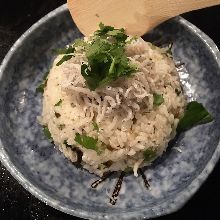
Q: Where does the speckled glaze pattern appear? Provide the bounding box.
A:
[0,4,220,220]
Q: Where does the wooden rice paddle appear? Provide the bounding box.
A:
[67,0,220,36]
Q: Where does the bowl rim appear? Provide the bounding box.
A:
[0,4,220,220]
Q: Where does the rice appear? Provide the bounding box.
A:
[39,37,186,177]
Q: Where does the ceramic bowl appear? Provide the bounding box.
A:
[0,4,220,220]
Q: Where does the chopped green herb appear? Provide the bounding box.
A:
[55,23,137,89]
[75,133,98,152]
[153,93,164,106]
[43,71,49,80]
[82,38,137,90]
[177,101,214,132]
[95,22,114,36]
[55,45,75,55]
[73,39,88,48]
[126,36,138,44]
[80,23,137,90]
[55,112,61,118]
[36,82,46,93]
[55,99,62,106]
[36,71,49,93]
[92,121,99,132]
[43,126,52,140]
[165,43,173,57]
[55,40,88,66]
[143,148,157,161]
[58,124,65,130]
[56,55,73,66]
[95,23,128,44]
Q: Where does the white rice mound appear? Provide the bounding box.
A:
[39,37,186,177]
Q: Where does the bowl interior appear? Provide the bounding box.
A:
[0,6,220,219]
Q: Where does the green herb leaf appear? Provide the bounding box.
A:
[36,82,47,93]
[92,121,99,132]
[75,133,98,152]
[143,148,157,161]
[79,23,137,90]
[55,40,87,56]
[55,45,75,55]
[166,43,173,56]
[153,93,164,106]
[55,39,89,66]
[43,126,52,140]
[73,39,88,48]
[177,101,214,132]
[95,23,127,44]
[54,99,62,106]
[56,55,73,66]
[126,36,138,44]
[95,22,114,36]
[36,71,49,93]
[43,71,49,80]
[83,42,137,89]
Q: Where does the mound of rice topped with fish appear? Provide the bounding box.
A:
[39,24,186,177]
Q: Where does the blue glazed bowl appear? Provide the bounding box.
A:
[0,4,220,220]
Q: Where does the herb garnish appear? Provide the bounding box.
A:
[36,71,49,93]
[56,45,75,66]
[126,36,138,44]
[92,121,99,132]
[56,55,73,66]
[55,99,62,106]
[177,101,213,132]
[56,23,137,90]
[43,126,52,140]
[153,93,164,106]
[56,40,88,66]
[82,23,137,90]
[74,133,99,152]
[144,148,157,161]
[55,45,75,55]
[165,43,173,57]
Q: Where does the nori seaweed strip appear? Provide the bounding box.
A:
[110,171,125,205]
[138,168,150,189]
[175,62,185,68]
[91,172,114,188]
[64,141,83,167]
[75,149,83,165]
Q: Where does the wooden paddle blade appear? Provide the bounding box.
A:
[67,0,158,36]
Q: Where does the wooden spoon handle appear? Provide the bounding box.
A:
[68,0,220,36]
[143,0,220,31]
[149,0,220,18]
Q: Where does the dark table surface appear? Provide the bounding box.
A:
[0,1,220,219]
